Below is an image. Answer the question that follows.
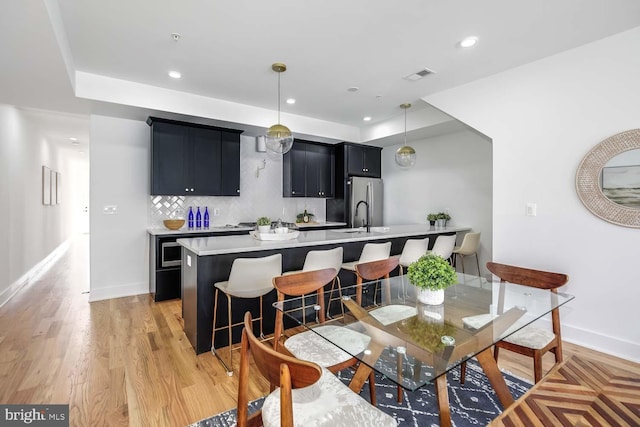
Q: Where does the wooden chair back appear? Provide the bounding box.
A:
[238,312,322,427]
[354,257,399,305]
[272,268,337,350]
[355,257,399,281]
[486,262,568,290]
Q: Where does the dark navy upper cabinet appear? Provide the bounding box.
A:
[346,143,382,178]
[283,140,335,198]
[148,117,242,196]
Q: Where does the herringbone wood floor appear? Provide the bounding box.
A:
[0,235,637,426]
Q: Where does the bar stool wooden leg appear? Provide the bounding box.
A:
[259,295,265,339]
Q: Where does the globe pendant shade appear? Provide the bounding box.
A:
[265,123,294,154]
[395,145,416,168]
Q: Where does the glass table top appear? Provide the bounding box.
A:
[273,272,574,391]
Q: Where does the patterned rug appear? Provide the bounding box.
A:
[189,359,531,427]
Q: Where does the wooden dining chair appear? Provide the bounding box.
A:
[238,312,396,427]
[272,269,377,404]
[460,261,569,384]
[354,257,399,306]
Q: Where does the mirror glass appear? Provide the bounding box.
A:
[600,149,640,208]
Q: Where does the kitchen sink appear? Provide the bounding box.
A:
[332,226,390,234]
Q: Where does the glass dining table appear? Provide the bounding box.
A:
[273,272,574,427]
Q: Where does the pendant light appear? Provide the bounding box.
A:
[395,103,416,168]
[265,63,294,155]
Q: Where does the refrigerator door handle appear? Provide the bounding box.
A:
[367,181,373,226]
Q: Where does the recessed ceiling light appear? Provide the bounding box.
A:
[363,117,372,122]
[286,98,296,104]
[459,36,478,48]
[169,70,182,79]
[69,137,78,144]
[347,87,359,92]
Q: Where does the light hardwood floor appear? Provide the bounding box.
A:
[0,235,637,426]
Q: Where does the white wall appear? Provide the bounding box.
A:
[426,26,640,361]
[91,119,328,301]
[382,130,493,275]
[0,105,85,306]
[89,115,150,301]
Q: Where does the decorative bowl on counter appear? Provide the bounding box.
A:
[163,219,185,230]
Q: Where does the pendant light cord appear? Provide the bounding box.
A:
[277,72,281,124]
[404,106,407,145]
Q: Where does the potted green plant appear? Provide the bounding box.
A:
[435,212,451,228]
[256,216,271,233]
[407,253,457,305]
[427,213,438,226]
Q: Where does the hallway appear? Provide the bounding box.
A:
[0,235,251,426]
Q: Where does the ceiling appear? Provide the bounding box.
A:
[2,0,640,145]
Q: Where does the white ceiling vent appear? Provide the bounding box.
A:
[403,68,436,81]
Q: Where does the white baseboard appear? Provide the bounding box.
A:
[0,240,71,308]
[88,281,149,302]
[563,323,640,364]
[522,317,639,364]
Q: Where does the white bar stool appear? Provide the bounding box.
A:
[452,231,481,274]
[430,234,456,264]
[341,242,392,272]
[211,253,281,375]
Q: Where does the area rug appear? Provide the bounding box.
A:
[189,359,531,427]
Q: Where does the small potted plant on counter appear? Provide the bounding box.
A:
[408,253,457,305]
[436,212,451,228]
[256,216,271,233]
[427,213,438,227]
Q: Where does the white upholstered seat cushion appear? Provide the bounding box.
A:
[463,314,555,349]
[462,313,497,330]
[284,325,370,368]
[502,326,555,349]
[370,305,417,326]
[262,367,397,427]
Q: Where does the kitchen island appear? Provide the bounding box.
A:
[178,224,471,354]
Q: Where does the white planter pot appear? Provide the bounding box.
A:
[416,288,444,305]
[258,225,271,233]
[436,219,447,228]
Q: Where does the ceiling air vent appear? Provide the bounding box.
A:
[403,68,436,81]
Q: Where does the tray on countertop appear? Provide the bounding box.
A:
[250,230,300,241]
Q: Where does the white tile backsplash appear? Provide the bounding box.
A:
[148,135,326,227]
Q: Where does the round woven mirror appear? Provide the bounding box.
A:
[575,129,640,228]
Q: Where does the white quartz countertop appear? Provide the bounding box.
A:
[147,225,254,236]
[148,222,346,235]
[293,221,346,228]
[177,224,471,256]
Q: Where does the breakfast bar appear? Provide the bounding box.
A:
[178,224,470,354]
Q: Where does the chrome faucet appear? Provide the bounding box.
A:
[355,200,370,232]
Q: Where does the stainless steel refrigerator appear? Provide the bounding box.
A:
[348,176,383,228]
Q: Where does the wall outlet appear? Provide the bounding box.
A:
[213,208,220,217]
[103,205,118,215]
[526,203,537,216]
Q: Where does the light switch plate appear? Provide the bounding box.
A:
[526,203,537,216]
[103,205,118,215]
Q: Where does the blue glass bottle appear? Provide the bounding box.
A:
[204,207,210,228]
[196,207,202,228]
[187,207,194,229]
